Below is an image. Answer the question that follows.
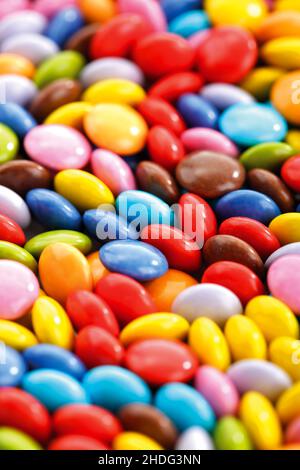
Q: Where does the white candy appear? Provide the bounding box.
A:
[265,242,300,268]
[0,11,47,45]
[80,58,145,88]
[0,185,31,229]
[1,33,59,65]
[0,75,37,107]
[176,427,215,450]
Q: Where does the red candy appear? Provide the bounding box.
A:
[202,261,265,306]
[0,388,51,443]
[197,26,258,83]
[53,404,122,444]
[141,224,201,272]
[133,33,195,79]
[95,273,157,325]
[49,435,108,450]
[124,339,198,386]
[90,14,152,59]
[75,326,124,368]
[0,214,26,246]
[147,126,185,172]
[148,72,203,102]
[66,290,119,336]
[281,155,300,193]
[179,193,218,244]
[138,97,186,136]
[219,217,281,260]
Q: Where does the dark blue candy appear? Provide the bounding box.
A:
[83,209,138,241]
[45,7,85,47]
[215,190,281,225]
[177,93,219,129]
[297,203,300,212]
[0,346,27,387]
[0,103,36,138]
[26,189,81,230]
[23,344,86,380]
[161,0,201,21]
[99,240,169,282]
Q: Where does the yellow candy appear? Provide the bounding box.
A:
[261,38,300,69]
[225,316,267,361]
[45,102,93,130]
[120,313,190,346]
[240,392,282,450]
[84,103,148,156]
[241,67,285,101]
[54,169,114,211]
[286,130,300,151]
[269,337,300,381]
[188,317,231,371]
[83,79,146,106]
[277,382,300,424]
[32,296,74,350]
[275,0,300,11]
[113,432,163,451]
[245,296,299,342]
[0,320,37,350]
[269,213,300,245]
[204,0,267,32]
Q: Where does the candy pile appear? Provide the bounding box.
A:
[1,0,300,452]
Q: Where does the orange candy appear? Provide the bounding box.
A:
[0,54,35,78]
[39,243,93,305]
[145,269,197,312]
[78,0,117,23]
[271,71,300,125]
[256,11,300,42]
[87,251,110,287]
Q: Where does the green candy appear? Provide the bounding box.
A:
[214,417,253,450]
[0,427,42,450]
[34,51,86,89]
[0,123,19,164]
[240,142,295,171]
[0,241,37,271]
[25,230,92,258]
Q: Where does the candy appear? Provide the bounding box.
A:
[271,71,300,125]
[45,101,92,130]
[0,427,42,450]
[281,155,300,193]
[113,432,163,451]
[45,7,84,48]
[83,210,138,242]
[277,383,300,424]
[205,0,267,31]
[161,0,200,22]
[0,53,35,77]
[265,242,300,268]
[0,320,38,350]
[240,140,294,171]
[200,83,254,110]
[66,23,101,56]
[267,255,300,314]
[177,94,219,129]
[83,78,145,106]
[169,11,210,38]
[87,251,109,287]
[181,128,239,157]
[25,230,92,257]
[48,434,107,450]
[0,213,25,245]
[0,75,37,107]
[0,123,18,164]
[1,33,59,65]
[269,213,300,245]
[147,126,185,172]
[0,103,36,138]
[0,241,37,271]
[136,162,179,205]
[0,345,27,387]
[148,71,203,101]
[78,0,116,23]
[241,66,285,101]
[179,193,217,243]
[175,427,215,451]
[214,417,253,450]
[0,11,47,45]
[269,337,300,382]
[138,97,186,136]
[225,315,267,361]
[34,51,85,89]
[261,38,300,69]
[118,0,167,33]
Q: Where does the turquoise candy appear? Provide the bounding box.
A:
[83,365,152,412]
[219,103,288,147]
[169,11,210,38]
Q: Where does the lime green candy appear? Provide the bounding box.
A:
[25,230,92,258]
[240,142,295,171]
[0,427,42,450]
[0,124,19,164]
[34,51,86,89]
[0,241,37,271]
[214,417,253,450]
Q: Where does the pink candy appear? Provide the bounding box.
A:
[268,255,300,315]
[0,0,30,19]
[33,0,77,18]
[181,128,239,158]
[118,0,167,32]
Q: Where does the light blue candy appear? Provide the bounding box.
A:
[161,0,201,21]
[215,190,281,225]
[83,209,138,241]
[219,103,288,147]
[99,240,168,282]
[0,346,27,387]
[116,190,175,231]
[23,345,86,381]
[22,369,89,411]
[0,103,36,138]
[201,83,254,110]
[26,189,81,231]
[169,11,210,38]
[83,366,151,412]
[155,383,216,432]
[177,93,219,129]
[45,7,85,47]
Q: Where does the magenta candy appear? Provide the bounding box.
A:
[267,255,300,315]
[24,125,92,171]
[194,366,239,417]
[118,0,167,32]
[0,0,30,19]
[181,128,239,158]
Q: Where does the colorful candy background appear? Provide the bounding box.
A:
[1,0,300,451]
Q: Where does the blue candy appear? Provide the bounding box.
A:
[83,209,138,241]
[169,10,210,37]
[0,103,36,138]
[99,240,168,282]
[0,346,27,387]
[297,203,300,213]
[22,369,89,411]
[219,103,288,147]
[83,366,151,412]
[23,345,86,381]
[161,0,201,21]
[215,190,281,224]
[26,189,81,231]
[45,7,85,47]
[177,94,219,129]
[155,383,216,432]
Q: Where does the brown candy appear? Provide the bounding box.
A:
[248,168,294,213]
[176,151,246,199]
[66,23,100,57]
[136,161,180,205]
[29,79,83,122]
[0,160,52,195]
[203,234,264,277]
[118,404,178,449]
